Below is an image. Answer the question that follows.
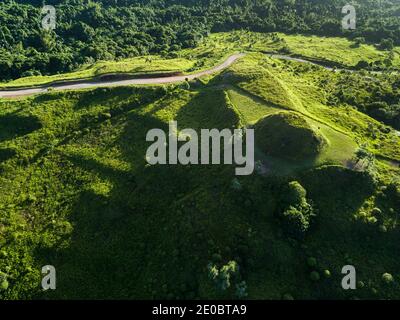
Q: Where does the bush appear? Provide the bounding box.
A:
[279,181,316,239]
[371,207,382,216]
[382,273,394,284]
[0,279,8,291]
[282,293,294,300]
[307,257,317,268]
[231,178,243,191]
[235,281,248,298]
[355,60,370,69]
[281,203,313,239]
[380,39,394,50]
[208,261,240,292]
[284,181,307,206]
[354,37,366,45]
[310,271,320,282]
[0,273,8,291]
[323,270,331,278]
[379,225,388,233]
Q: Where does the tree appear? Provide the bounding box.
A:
[355,146,375,169]
[380,38,394,50]
[281,202,315,239]
[355,60,370,70]
[279,181,316,239]
[283,181,307,206]
[208,261,240,292]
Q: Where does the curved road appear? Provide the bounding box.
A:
[1,52,393,98]
[267,53,397,77]
[267,53,336,71]
[0,54,245,99]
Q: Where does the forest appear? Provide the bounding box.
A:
[0,0,399,80]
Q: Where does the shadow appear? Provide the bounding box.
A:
[0,147,16,163]
[32,92,64,104]
[175,89,241,131]
[0,114,42,142]
[28,87,398,300]
[34,112,211,299]
[298,165,400,299]
[73,87,162,111]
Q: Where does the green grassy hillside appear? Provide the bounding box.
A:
[1,33,400,300]
[254,112,327,161]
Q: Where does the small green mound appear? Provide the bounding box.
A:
[255,112,327,161]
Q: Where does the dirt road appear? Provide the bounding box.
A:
[0,54,245,99]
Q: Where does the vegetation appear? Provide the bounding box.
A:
[279,181,316,239]
[255,112,327,161]
[1,0,400,302]
[1,0,400,81]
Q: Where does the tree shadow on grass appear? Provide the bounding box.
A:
[72,87,165,111]
[34,112,212,299]
[299,165,400,299]
[175,89,241,131]
[0,147,16,163]
[0,114,42,143]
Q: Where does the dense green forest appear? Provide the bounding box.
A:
[1,0,399,80]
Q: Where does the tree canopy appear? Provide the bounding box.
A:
[1,0,399,80]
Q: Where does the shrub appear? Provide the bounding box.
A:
[208,261,240,292]
[367,216,378,225]
[284,181,307,206]
[207,263,219,281]
[307,257,317,268]
[382,273,394,284]
[212,253,222,263]
[0,279,8,291]
[235,281,248,298]
[380,39,394,50]
[181,81,190,90]
[281,202,315,239]
[354,37,366,45]
[355,60,370,69]
[0,273,8,291]
[100,112,112,120]
[379,225,387,233]
[323,270,331,278]
[310,271,320,282]
[279,181,316,239]
[282,293,294,300]
[231,178,242,191]
[371,207,382,217]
